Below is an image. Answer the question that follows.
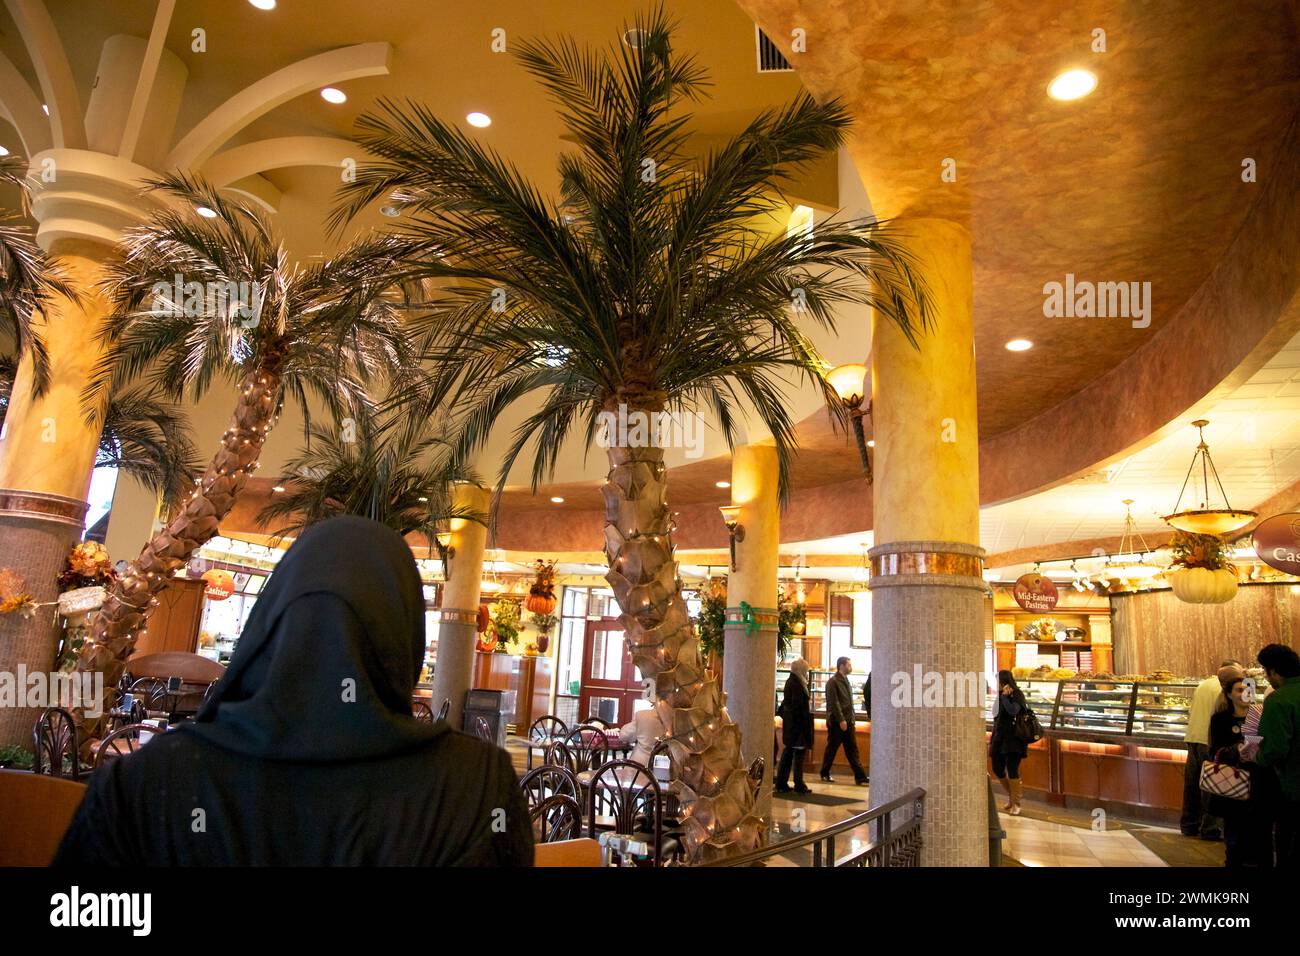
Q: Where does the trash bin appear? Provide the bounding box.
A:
[463,688,509,747]
[987,776,1006,866]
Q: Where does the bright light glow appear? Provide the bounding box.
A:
[826,363,868,404]
[272,485,285,493]
[41,104,49,115]
[0,145,8,156]
[715,481,731,489]
[866,440,875,448]
[320,87,347,104]
[249,0,277,9]
[466,112,492,128]
[380,205,401,217]
[1048,69,1097,101]
[550,496,565,504]
[1005,339,1033,352]
[195,206,218,218]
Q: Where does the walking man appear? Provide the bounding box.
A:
[820,656,868,786]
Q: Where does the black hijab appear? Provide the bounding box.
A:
[183,515,446,761]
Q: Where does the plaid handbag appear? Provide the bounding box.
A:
[1199,749,1251,801]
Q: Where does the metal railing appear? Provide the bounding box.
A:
[707,787,926,867]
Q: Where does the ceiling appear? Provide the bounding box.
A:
[3,0,1300,563]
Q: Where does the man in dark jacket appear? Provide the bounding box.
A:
[820,656,868,785]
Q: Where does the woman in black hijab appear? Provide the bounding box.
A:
[55,516,533,866]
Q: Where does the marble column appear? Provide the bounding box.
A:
[868,218,987,866]
[430,484,490,730]
[722,444,780,826]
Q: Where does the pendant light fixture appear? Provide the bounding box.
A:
[1163,419,1256,534]
[1100,500,1164,584]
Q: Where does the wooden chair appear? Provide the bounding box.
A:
[519,764,581,813]
[92,722,155,769]
[530,793,583,844]
[544,740,576,773]
[435,698,450,722]
[472,715,494,743]
[586,760,664,866]
[526,714,569,769]
[32,707,79,781]
[0,769,86,865]
[535,837,602,867]
[411,699,434,723]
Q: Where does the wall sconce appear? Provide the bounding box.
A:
[826,363,872,483]
[436,531,455,580]
[719,505,745,572]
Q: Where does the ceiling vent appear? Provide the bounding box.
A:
[755,27,793,73]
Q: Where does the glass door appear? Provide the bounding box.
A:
[578,619,644,726]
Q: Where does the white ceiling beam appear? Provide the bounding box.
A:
[117,0,176,162]
[0,50,51,155]
[166,42,392,171]
[200,135,360,187]
[3,0,85,149]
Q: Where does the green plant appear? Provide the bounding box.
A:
[492,599,521,650]
[693,579,798,661]
[530,611,559,634]
[0,744,34,770]
[1169,530,1232,571]
[337,7,931,861]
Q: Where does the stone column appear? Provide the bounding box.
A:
[0,245,112,747]
[722,444,780,825]
[430,484,490,730]
[868,218,987,866]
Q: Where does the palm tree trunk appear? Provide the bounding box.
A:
[73,366,280,752]
[602,438,762,863]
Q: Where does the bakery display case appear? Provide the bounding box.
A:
[775,666,868,717]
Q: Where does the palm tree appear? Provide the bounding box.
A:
[72,173,420,747]
[1,354,200,509]
[0,153,75,395]
[336,8,931,862]
[258,408,483,554]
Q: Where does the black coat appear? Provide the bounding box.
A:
[825,671,857,727]
[990,692,1030,757]
[780,675,814,748]
[54,517,533,866]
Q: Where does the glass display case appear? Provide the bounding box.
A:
[1052,679,1135,734]
[986,679,1058,720]
[982,678,1202,739]
[1130,681,1197,738]
[775,666,869,717]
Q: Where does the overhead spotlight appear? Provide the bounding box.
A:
[1048,68,1098,101]
[248,0,277,9]
[195,206,218,219]
[715,481,730,489]
[320,87,347,104]
[1005,339,1033,352]
[466,112,492,128]
[550,496,565,504]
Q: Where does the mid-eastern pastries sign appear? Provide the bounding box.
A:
[1252,513,1300,576]
[1013,573,1059,612]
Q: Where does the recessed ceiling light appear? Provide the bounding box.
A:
[380,204,401,217]
[623,28,646,48]
[715,481,731,489]
[0,145,8,157]
[550,496,565,504]
[1048,69,1097,101]
[418,496,428,503]
[466,112,492,128]
[248,0,276,9]
[272,485,285,493]
[320,87,347,104]
[41,104,49,115]
[195,205,218,218]
[1005,338,1033,352]
[866,440,876,448]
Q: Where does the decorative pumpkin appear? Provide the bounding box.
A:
[525,558,557,615]
[1170,567,1237,604]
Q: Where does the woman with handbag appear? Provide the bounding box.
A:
[990,670,1031,815]
[1207,675,1273,867]
[774,658,814,794]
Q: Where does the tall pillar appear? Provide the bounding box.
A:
[868,218,986,866]
[722,444,780,826]
[0,243,112,746]
[430,484,490,730]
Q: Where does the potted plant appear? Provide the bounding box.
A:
[529,611,558,654]
[1168,531,1237,604]
[491,600,521,654]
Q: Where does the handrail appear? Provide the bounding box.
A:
[706,787,926,867]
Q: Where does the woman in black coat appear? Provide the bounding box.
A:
[990,670,1030,815]
[775,658,814,794]
[1207,675,1274,867]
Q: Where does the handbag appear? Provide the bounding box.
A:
[1199,749,1251,801]
[1012,706,1043,743]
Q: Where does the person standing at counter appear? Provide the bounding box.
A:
[1208,672,1272,867]
[1256,643,1300,867]
[1182,660,1239,839]
[990,670,1029,815]
[774,658,814,794]
[820,657,868,786]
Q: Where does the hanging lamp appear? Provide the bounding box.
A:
[1162,419,1256,534]
[1101,500,1164,583]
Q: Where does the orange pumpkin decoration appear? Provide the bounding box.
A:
[525,559,557,615]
